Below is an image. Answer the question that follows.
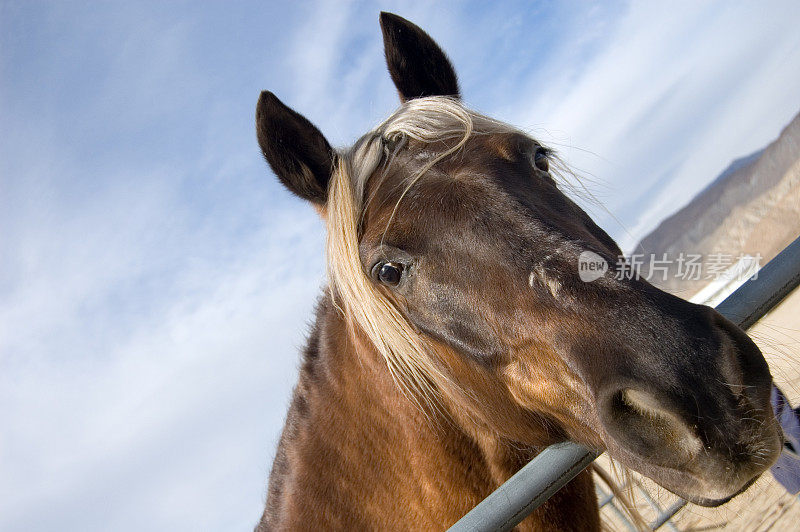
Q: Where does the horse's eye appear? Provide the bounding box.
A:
[534,147,549,172]
[376,262,403,286]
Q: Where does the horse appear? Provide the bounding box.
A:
[254,12,782,531]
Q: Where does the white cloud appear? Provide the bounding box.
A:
[0,4,326,528]
[494,1,800,251]
[0,177,325,529]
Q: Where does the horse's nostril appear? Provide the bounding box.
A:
[605,388,703,464]
[622,389,677,421]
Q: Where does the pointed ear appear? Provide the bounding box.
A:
[256,91,335,204]
[379,12,460,102]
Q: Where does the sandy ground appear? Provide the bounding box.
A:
[595,286,800,531]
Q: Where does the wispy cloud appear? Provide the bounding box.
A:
[1,2,325,529]
[489,1,800,250]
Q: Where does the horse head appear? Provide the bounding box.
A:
[256,12,781,506]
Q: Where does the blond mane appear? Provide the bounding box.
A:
[324,97,527,408]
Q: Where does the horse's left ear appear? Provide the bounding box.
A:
[379,12,460,102]
[256,91,335,204]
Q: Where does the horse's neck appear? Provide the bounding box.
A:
[259,295,599,531]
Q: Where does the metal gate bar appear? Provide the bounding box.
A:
[596,485,638,532]
[449,236,800,531]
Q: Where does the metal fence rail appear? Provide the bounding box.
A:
[449,236,800,532]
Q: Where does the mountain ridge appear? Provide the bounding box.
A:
[634,110,800,296]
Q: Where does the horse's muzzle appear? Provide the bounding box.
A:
[594,303,782,504]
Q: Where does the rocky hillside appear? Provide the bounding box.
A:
[635,111,800,297]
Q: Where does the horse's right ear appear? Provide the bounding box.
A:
[256,91,335,204]
[379,12,460,102]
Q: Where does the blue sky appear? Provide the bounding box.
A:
[1,1,800,530]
